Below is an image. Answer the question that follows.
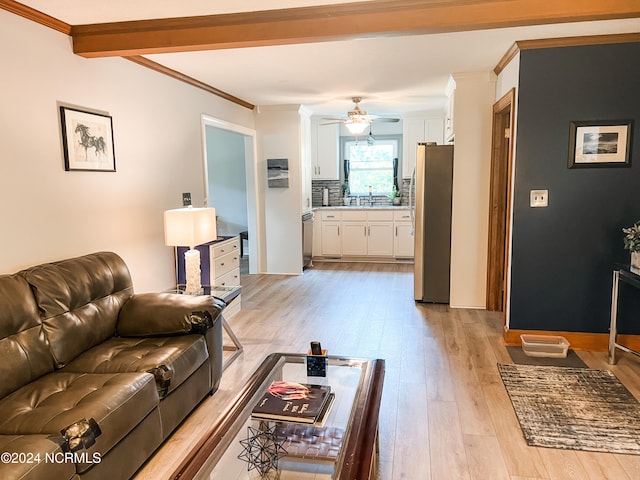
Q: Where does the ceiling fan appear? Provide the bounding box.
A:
[322,97,400,135]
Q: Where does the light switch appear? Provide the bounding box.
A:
[530,190,548,207]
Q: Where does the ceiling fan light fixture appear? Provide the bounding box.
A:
[345,120,369,135]
[323,97,398,134]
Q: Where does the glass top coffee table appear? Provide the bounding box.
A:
[171,353,385,480]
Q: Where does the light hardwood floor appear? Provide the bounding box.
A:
[136,262,640,480]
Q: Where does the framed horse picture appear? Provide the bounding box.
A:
[60,106,116,172]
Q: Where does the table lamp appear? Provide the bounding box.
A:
[164,206,217,294]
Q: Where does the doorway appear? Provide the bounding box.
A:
[486,88,515,313]
[201,115,260,274]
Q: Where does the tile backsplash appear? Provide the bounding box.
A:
[312,179,413,207]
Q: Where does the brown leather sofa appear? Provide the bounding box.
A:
[0,252,225,480]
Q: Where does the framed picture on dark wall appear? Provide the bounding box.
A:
[568,120,632,168]
[60,106,116,172]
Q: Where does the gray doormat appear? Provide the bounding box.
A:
[498,363,640,454]
[507,346,587,368]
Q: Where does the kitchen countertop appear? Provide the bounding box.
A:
[314,206,409,210]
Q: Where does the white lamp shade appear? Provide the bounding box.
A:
[164,207,217,248]
[345,120,369,135]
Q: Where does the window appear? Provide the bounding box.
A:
[344,137,399,195]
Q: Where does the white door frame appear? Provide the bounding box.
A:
[201,115,261,274]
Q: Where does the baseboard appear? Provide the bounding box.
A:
[312,256,414,264]
[504,328,640,352]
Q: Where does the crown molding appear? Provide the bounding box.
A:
[125,56,255,110]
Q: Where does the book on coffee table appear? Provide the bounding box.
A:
[251,381,332,424]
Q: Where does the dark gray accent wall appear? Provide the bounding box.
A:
[510,43,640,333]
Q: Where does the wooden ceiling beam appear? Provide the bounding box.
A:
[71,0,640,58]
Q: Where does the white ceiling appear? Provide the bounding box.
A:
[20,0,377,23]
[15,1,640,116]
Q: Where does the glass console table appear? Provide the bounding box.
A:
[608,265,640,364]
[170,353,385,480]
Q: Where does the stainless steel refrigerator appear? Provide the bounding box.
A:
[411,143,454,303]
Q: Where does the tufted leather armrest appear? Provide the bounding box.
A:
[116,293,225,337]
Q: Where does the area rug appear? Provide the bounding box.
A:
[506,346,587,368]
[498,363,640,454]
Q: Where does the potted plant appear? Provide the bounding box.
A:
[622,221,640,269]
[387,185,401,205]
[341,182,350,205]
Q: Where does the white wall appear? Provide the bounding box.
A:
[496,53,520,99]
[254,105,303,274]
[495,53,520,327]
[449,72,497,309]
[0,10,254,291]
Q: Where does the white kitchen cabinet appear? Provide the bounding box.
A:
[402,116,445,178]
[364,210,394,257]
[342,209,393,257]
[314,208,411,260]
[445,76,456,144]
[368,223,394,256]
[341,220,393,257]
[341,221,368,256]
[340,209,366,256]
[311,120,340,180]
[320,210,341,256]
[300,111,313,212]
[393,210,414,257]
[321,223,341,256]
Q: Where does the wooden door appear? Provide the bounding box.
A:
[486,89,515,313]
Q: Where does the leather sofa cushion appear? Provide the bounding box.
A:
[0,372,158,468]
[0,276,55,400]
[117,292,225,337]
[0,434,76,480]
[21,252,134,367]
[61,335,209,397]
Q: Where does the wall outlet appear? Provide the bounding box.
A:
[530,189,548,207]
[182,192,192,206]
